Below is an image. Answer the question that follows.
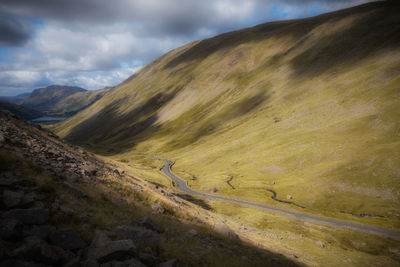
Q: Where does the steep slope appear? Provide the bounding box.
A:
[53,0,400,229]
[1,109,300,266]
[0,100,43,120]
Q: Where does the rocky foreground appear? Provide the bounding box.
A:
[0,109,298,267]
[0,109,187,266]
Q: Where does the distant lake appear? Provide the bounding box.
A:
[31,116,66,123]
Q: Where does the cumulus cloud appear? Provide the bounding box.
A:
[0,0,374,95]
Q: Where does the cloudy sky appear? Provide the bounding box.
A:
[0,0,373,96]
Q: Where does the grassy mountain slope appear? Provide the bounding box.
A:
[20,85,109,117]
[53,0,400,229]
[1,109,302,267]
[45,87,110,117]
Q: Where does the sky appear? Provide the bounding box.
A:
[0,0,374,96]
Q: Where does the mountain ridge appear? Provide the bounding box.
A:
[52,1,400,231]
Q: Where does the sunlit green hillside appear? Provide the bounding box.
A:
[54,1,400,228]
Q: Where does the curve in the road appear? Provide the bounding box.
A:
[153,157,400,240]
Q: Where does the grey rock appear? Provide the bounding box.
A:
[81,259,99,267]
[2,190,23,207]
[11,238,74,265]
[86,240,136,264]
[316,241,325,248]
[79,212,92,223]
[0,218,24,241]
[113,225,161,249]
[187,229,197,236]
[151,203,164,214]
[114,168,125,176]
[0,176,20,187]
[135,217,164,233]
[157,259,179,267]
[63,257,81,267]
[0,259,47,267]
[139,252,159,266]
[0,132,4,143]
[90,230,112,248]
[48,228,86,250]
[4,208,49,225]
[24,224,56,240]
[103,259,146,267]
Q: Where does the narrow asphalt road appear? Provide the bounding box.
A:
[154,157,400,240]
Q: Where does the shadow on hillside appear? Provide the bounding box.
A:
[0,152,303,267]
[173,193,213,210]
[286,1,400,78]
[66,86,269,155]
[164,91,270,150]
[164,1,400,80]
[64,85,184,150]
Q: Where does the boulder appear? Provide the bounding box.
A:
[11,238,74,265]
[138,252,159,266]
[157,259,180,267]
[0,218,24,241]
[48,228,86,250]
[0,259,46,267]
[114,168,125,176]
[90,230,112,248]
[0,176,20,187]
[135,217,164,233]
[112,225,161,249]
[4,208,49,225]
[151,203,164,214]
[187,229,197,236]
[2,190,24,208]
[86,240,136,264]
[80,259,99,267]
[23,224,56,240]
[101,259,146,267]
[316,241,325,248]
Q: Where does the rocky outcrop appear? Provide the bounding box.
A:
[0,109,190,266]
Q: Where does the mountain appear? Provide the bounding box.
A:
[36,87,110,117]
[0,109,297,267]
[0,100,43,120]
[19,85,87,113]
[53,0,400,226]
[0,93,30,103]
[51,2,400,264]
[11,85,109,117]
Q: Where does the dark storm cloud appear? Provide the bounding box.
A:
[0,0,217,37]
[0,15,30,46]
[0,0,375,96]
[0,0,375,36]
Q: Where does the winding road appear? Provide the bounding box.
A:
[153,157,400,240]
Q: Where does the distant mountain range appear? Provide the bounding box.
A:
[0,85,110,120]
